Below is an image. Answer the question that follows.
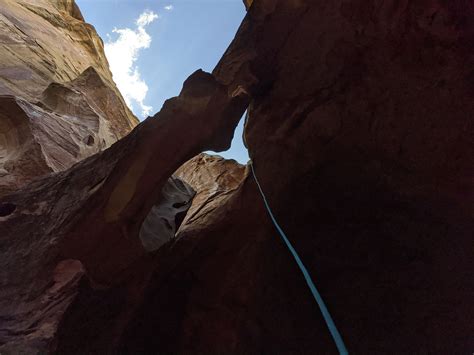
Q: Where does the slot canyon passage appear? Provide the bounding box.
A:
[0,0,473,353]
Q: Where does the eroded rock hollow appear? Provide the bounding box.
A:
[0,0,472,353]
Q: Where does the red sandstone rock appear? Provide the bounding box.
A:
[0,0,473,353]
[0,70,249,353]
[175,153,248,235]
[0,0,137,196]
[218,0,474,352]
[112,0,474,352]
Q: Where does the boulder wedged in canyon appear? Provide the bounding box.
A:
[105,0,474,352]
[115,156,342,354]
[0,69,249,353]
[174,153,249,235]
[0,0,137,195]
[0,0,473,353]
[54,154,251,353]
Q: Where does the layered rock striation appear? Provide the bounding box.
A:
[0,67,249,353]
[0,0,137,195]
[0,0,473,354]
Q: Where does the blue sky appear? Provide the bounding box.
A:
[76,0,249,163]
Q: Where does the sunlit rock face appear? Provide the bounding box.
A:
[174,153,248,235]
[0,0,473,354]
[0,0,137,195]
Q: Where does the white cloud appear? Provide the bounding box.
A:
[136,11,159,26]
[105,10,158,118]
[164,4,173,11]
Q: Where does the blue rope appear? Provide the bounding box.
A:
[249,160,348,355]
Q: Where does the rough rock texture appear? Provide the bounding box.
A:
[0,0,119,100]
[215,0,474,352]
[140,176,195,252]
[0,0,473,354]
[116,155,333,354]
[175,153,248,235]
[117,0,474,352]
[242,0,254,11]
[0,0,137,195]
[53,154,249,353]
[0,68,248,353]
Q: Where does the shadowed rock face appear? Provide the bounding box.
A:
[0,68,249,353]
[122,0,473,352]
[0,0,473,353]
[215,0,474,352]
[54,154,250,353]
[140,177,195,251]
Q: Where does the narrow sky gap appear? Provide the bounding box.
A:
[104,10,158,117]
[77,0,248,162]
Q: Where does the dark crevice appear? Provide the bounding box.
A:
[0,202,16,217]
[85,135,95,146]
[174,210,188,231]
[172,201,188,209]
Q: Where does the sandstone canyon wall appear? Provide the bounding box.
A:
[0,0,473,354]
[0,0,138,195]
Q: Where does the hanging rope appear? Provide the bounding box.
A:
[249,160,349,355]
